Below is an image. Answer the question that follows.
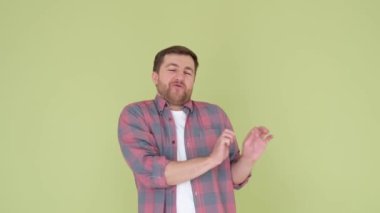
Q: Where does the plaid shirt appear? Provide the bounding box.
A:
[118,95,249,213]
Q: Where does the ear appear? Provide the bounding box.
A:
[152,71,158,85]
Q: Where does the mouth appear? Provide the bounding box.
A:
[171,82,185,89]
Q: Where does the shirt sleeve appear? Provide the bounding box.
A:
[118,104,170,189]
[220,107,251,189]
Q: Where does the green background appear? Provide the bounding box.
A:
[1,0,379,212]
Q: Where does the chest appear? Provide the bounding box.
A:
[149,111,224,160]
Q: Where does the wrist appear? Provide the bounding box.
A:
[206,155,221,168]
[240,153,256,166]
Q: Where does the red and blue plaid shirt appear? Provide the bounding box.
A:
[118,95,249,213]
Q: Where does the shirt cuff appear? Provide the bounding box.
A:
[233,173,251,190]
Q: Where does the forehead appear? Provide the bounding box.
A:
[162,54,195,69]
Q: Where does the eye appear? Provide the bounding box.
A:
[168,69,176,72]
[185,71,192,76]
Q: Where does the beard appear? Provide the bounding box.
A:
[156,79,192,107]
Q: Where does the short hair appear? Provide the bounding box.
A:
[153,45,199,73]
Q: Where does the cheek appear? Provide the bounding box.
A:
[159,76,171,84]
[186,79,195,89]
[165,75,176,84]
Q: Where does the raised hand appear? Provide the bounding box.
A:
[241,126,273,163]
[209,129,235,166]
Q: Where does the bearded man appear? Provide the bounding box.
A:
[118,45,273,213]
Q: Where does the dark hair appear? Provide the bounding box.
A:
[153,45,199,73]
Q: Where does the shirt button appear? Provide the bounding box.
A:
[172,140,175,144]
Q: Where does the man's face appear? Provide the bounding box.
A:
[152,54,196,109]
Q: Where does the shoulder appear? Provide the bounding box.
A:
[192,100,226,115]
[192,100,233,129]
[120,99,156,117]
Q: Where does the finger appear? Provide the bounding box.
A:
[222,138,231,146]
[222,129,236,140]
[264,134,273,143]
[258,126,269,135]
[222,132,235,138]
[252,128,261,138]
[223,137,233,145]
[223,133,235,141]
[223,129,236,137]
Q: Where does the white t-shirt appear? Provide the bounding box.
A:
[171,110,196,213]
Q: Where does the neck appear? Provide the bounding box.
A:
[169,105,183,111]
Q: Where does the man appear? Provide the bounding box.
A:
[118,45,273,213]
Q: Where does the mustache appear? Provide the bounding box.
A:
[169,80,185,87]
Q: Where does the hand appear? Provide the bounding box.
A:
[209,129,235,166]
[241,126,273,163]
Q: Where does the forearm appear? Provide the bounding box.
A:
[231,155,255,185]
[165,157,217,185]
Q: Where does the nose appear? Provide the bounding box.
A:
[174,71,185,81]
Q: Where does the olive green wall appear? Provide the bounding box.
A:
[1,0,379,212]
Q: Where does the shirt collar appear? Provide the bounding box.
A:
[154,95,194,114]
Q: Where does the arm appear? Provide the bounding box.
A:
[165,157,214,185]
[118,105,234,188]
[118,105,171,188]
[231,126,273,185]
[165,129,235,185]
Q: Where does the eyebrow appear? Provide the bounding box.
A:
[165,63,179,68]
